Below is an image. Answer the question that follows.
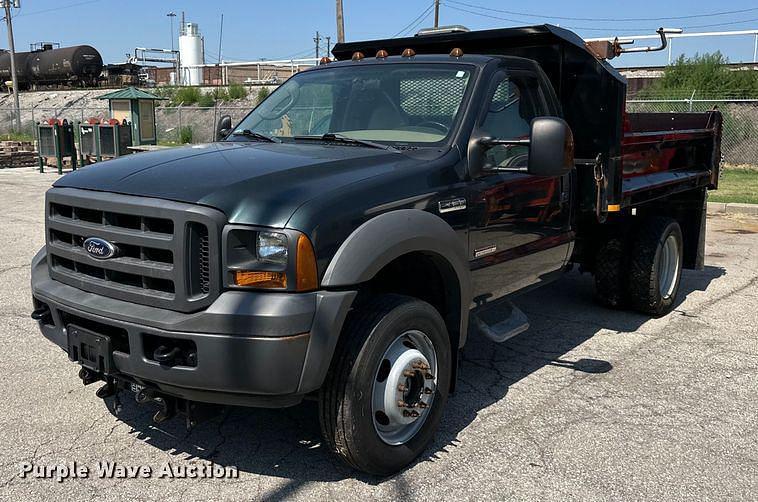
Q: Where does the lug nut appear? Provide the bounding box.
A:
[397,400,408,408]
[423,387,434,394]
[403,410,421,418]
[397,384,407,392]
[424,372,434,380]
[418,401,429,409]
[412,361,430,371]
[403,370,415,378]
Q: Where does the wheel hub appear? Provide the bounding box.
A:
[372,330,437,445]
[658,234,680,299]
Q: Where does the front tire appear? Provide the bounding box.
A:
[627,217,684,316]
[318,294,451,476]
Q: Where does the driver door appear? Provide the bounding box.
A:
[468,70,572,303]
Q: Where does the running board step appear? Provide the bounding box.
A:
[471,300,530,343]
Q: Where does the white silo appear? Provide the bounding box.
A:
[179,21,204,86]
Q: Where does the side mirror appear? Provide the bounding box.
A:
[527,117,574,177]
[469,117,574,178]
[216,115,232,141]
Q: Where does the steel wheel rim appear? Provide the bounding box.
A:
[658,234,680,299]
[371,329,438,446]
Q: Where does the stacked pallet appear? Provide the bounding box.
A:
[0,141,38,169]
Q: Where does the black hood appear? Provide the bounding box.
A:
[54,142,413,227]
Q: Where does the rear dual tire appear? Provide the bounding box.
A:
[595,217,683,316]
[627,217,684,316]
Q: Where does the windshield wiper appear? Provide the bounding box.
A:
[230,129,280,143]
[293,133,397,151]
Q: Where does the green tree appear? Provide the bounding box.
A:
[639,52,758,99]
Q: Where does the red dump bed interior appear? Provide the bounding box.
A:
[619,111,723,207]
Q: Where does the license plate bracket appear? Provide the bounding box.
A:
[67,325,114,374]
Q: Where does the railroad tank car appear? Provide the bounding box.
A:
[0,50,32,88]
[27,45,103,86]
[0,45,104,89]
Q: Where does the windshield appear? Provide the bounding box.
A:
[233,63,474,145]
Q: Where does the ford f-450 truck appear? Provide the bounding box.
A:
[31,25,722,475]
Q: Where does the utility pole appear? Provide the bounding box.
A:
[217,13,224,64]
[314,31,322,59]
[326,36,332,57]
[167,12,176,52]
[2,0,21,132]
[336,0,345,43]
[434,0,440,28]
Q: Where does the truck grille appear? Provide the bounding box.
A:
[45,188,225,312]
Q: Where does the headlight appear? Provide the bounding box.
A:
[257,231,288,264]
[223,227,318,291]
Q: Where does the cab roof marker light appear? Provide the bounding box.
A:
[351,51,365,61]
[450,47,464,58]
[376,49,388,59]
[319,56,331,65]
[401,48,416,58]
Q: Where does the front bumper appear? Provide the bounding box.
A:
[30,249,356,407]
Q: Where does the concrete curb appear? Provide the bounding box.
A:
[708,202,758,216]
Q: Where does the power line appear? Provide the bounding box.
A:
[442,3,648,32]
[444,0,758,23]
[14,0,102,18]
[443,2,758,34]
[392,2,435,38]
[679,17,758,30]
[277,46,318,60]
[405,8,435,36]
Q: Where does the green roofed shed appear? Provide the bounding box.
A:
[98,87,166,146]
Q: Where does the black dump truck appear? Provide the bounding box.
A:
[31,25,722,475]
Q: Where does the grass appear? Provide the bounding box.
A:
[710,167,758,204]
[1,131,35,142]
[179,126,194,144]
[227,83,248,100]
[256,86,270,104]
[197,92,216,107]
[172,87,202,106]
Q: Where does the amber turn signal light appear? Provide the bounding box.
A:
[234,271,287,289]
[295,234,318,292]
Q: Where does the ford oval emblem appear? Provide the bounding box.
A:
[83,237,117,260]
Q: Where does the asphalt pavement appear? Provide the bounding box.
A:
[0,168,756,501]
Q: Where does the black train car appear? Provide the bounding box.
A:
[0,50,32,87]
[101,63,143,87]
[0,44,104,89]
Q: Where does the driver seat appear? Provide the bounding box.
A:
[345,89,406,130]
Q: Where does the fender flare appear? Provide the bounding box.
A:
[322,209,471,346]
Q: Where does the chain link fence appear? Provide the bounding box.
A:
[0,105,254,145]
[627,98,758,166]
[2,96,757,167]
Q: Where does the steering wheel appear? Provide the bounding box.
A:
[415,121,449,134]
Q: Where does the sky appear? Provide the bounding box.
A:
[1,0,758,68]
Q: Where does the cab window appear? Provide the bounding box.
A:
[481,74,545,170]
